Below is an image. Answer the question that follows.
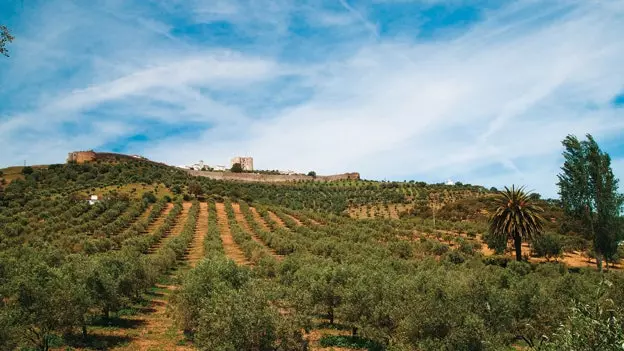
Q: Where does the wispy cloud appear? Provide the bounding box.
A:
[1,0,623,197]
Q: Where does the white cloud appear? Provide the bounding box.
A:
[1,0,623,198]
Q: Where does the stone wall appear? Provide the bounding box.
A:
[67,151,96,164]
[187,170,360,183]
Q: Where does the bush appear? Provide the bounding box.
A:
[21,166,34,175]
[483,255,511,267]
[445,250,465,264]
[533,234,563,261]
[231,163,243,173]
[483,231,507,255]
[141,191,157,204]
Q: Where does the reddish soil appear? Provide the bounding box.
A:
[66,203,196,351]
[148,202,191,254]
[144,203,174,234]
[250,207,271,232]
[284,213,303,226]
[416,230,621,271]
[187,202,208,267]
[109,284,194,351]
[267,211,288,229]
[305,321,358,351]
[348,203,413,219]
[216,202,250,266]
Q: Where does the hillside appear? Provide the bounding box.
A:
[0,158,623,351]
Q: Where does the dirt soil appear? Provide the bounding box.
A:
[187,202,208,267]
[61,203,196,351]
[148,203,190,254]
[145,203,174,234]
[250,207,271,232]
[216,202,250,266]
[284,213,303,226]
[267,211,288,229]
[231,203,283,260]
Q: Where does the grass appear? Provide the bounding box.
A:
[0,165,47,184]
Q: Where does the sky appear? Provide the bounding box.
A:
[1,0,623,197]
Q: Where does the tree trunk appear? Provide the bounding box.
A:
[82,324,88,340]
[514,234,522,262]
[328,307,334,325]
[596,254,603,272]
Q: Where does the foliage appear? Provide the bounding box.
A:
[533,233,563,261]
[0,25,13,58]
[558,134,624,270]
[0,155,623,350]
[319,335,383,351]
[231,163,243,173]
[187,181,203,197]
[22,166,34,175]
[308,171,317,178]
[536,280,624,351]
[489,185,545,261]
[141,191,157,204]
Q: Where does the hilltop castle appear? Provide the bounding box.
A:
[67,150,96,164]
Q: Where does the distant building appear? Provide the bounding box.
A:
[445,179,455,186]
[67,150,96,164]
[214,165,226,171]
[182,160,208,171]
[230,157,253,171]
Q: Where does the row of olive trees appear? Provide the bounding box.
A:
[172,199,624,350]
[0,199,196,350]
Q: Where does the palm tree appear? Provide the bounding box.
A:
[489,185,545,261]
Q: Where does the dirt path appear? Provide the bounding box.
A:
[232,203,283,261]
[111,283,193,351]
[250,207,271,231]
[284,213,303,226]
[72,203,196,351]
[148,203,191,254]
[267,211,288,229]
[187,202,208,267]
[145,203,174,234]
[216,202,250,265]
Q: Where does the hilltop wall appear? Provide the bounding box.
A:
[67,151,96,164]
[187,170,360,183]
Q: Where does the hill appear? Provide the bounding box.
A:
[0,157,622,350]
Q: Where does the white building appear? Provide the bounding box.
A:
[88,195,99,205]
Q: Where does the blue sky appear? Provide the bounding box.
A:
[1,0,623,197]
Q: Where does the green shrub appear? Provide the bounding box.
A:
[533,234,563,261]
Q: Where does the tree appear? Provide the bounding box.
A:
[308,171,317,178]
[557,134,623,270]
[0,25,14,58]
[22,166,34,175]
[188,181,203,197]
[231,163,243,173]
[489,185,544,261]
[141,191,157,204]
[532,233,563,262]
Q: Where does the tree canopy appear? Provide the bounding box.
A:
[0,25,14,58]
[558,134,623,270]
[489,185,545,261]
